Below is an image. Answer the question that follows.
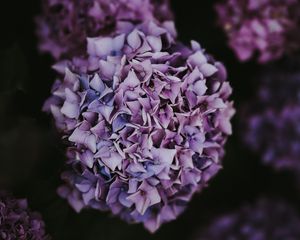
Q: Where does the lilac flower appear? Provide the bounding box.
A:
[196,199,300,240]
[45,21,234,232]
[215,0,300,63]
[243,59,300,172]
[36,0,173,60]
[0,192,49,240]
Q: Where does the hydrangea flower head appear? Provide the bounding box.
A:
[243,59,300,171]
[197,199,300,240]
[215,0,300,63]
[36,0,173,59]
[44,22,235,232]
[0,192,49,240]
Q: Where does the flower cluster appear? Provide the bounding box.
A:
[243,59,300,171]
[36,0,173,59]
[215,0,300,63]
[0,192,49,240]
[196,199,300,240]
[44,22,234,232]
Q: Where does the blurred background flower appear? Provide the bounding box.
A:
[36,0,173,60]
[243,57,300,172]
[215,0,300,63]
[196,198,300,240]
[0,191,50,240]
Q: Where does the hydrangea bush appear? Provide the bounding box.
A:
[215,0,300,63]
[36,0,173,59]
[197,199,300,240]
[44,21,235,232]
[243,58,300,171]
[0,192,49,240]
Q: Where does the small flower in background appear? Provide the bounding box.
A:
[196,198,300,240]
[44,21,235,232]
[215,0,300,63]
[243,58,300,172]
[0,192,50,240]
[36,0,173,60]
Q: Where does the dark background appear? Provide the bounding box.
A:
[0,0,299,239]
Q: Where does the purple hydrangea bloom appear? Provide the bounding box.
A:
[243,59,300,171]
[215,0,300,63]
[0,192,49,240]
[44,21,235,232]
[196,199,300,240]
[36,0,173,60]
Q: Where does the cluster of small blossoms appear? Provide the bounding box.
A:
[215,0,300,63]
[44,21,235,232]
[36,0,173,59]
[196,199,300,240]
[243,59,300,172]
[0,192,49,240]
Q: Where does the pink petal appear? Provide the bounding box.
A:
[90,74,105,92]
[81,150,94,168]
[199,63,218,77]
[193,80,207,96]
[129,193,150,215]
[146,36,162,52]
[152,147,176,165]
[127,29,142,50]
[188,51,207,67]
[87,37,113,57]
[99,60,116,80]
[123,70,140,88]
[101,152,123,171]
